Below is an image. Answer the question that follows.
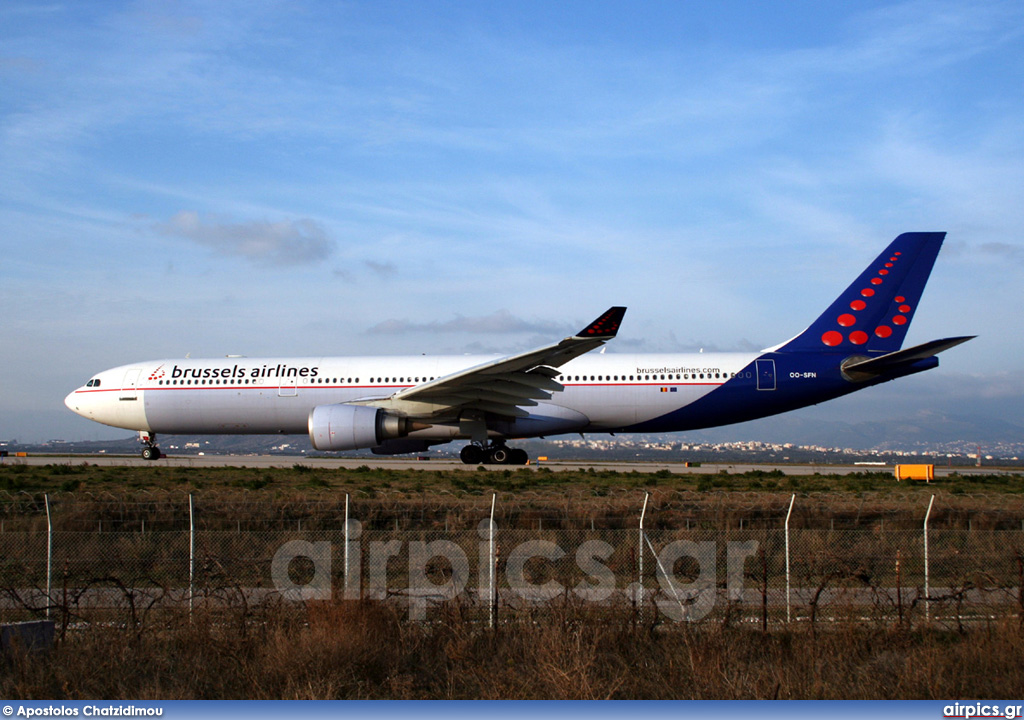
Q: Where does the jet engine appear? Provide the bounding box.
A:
[308,404,420,451]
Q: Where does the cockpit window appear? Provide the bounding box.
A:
[86,379,101,387]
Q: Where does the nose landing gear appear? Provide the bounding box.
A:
[139,432,162,461]
[459,441,529,465]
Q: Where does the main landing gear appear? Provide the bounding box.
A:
[460,441,529,466]
[139,432,162,461]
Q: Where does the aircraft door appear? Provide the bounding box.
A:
[120,368,141,401]
[756,359,776,391]
[278,376,298,397]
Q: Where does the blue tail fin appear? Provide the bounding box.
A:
[777,232,945,353]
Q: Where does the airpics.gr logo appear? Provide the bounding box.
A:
[271,527,759,622]
[943,703,1023,719]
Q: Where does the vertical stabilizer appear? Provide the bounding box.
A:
[776,232,945,353]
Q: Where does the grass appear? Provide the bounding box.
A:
[2,461,1021,499]
[2,463,1024,533]
[4,459,1023,495]
[2,462,1024,698]
[3,598,1022,699]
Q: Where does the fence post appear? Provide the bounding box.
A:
[785,493,795,624]
[344,493,350,595]
[45,494,52,619]
[924,494,934,623]
[638,491,650,619]
[189,493,195,616]
[489,493,496,629]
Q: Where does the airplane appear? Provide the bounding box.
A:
[65,232,973,464]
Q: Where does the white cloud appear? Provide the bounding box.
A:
[155,211,333,266]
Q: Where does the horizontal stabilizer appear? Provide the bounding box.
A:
[842,336,975,378]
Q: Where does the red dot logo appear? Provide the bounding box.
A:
[878,269,889,275]
[849,331,868,345]
[822,331,843,346]
[895,296,906,303]
[890,257,898,262]
[875,326,892,338]
[894,252,902,256]
[861,288,875,297]
[870,277,883,285]
[885,262,893,268]
[838,313,856,327]
[899,304,911,313]
[893,315,907,325]
[850,300,866,311]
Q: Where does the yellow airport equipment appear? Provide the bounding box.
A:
[894,464,934,482]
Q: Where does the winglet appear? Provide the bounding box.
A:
[576,307,627,339]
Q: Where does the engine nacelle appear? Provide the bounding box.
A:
[308,404,414,451]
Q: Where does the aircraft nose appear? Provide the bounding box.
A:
[65,390,84,416]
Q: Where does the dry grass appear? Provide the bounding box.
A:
[3,464,1024,698]
[4,598,1023,699]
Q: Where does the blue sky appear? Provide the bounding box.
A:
[2,0,1023,442]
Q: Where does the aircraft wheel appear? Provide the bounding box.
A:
[141,446,161,461]
[460,444,484,465]
[488,446,510,464]
[510,448,529,465]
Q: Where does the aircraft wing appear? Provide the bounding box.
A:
[362,307,626,420]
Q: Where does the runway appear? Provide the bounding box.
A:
[7,452,998,477]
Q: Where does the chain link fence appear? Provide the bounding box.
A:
[1,492,1022,629]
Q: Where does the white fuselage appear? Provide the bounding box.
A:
[64,352,759,439]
